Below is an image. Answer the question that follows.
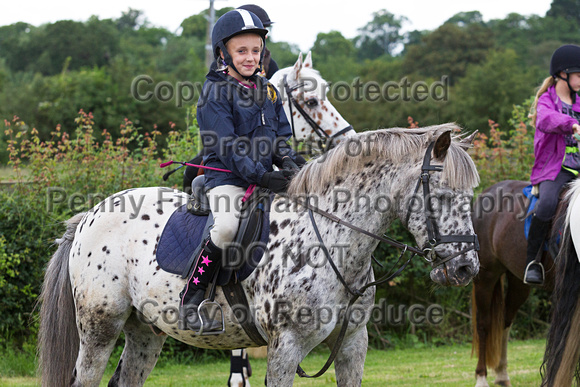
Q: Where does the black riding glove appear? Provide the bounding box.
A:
[260,171,290,193]
[294,154,307,168]
[282,157,300,172]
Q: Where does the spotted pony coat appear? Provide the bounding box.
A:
[38,124,479,387]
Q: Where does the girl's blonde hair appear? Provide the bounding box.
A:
[530,76,556,127]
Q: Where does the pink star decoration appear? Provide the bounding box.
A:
[201,255,212,266]
[197,266,205,275]
[192,277,200,285]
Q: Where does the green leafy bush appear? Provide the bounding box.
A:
[471,97,535,191]
[0,110,199,343]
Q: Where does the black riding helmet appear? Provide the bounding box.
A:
[211,9,268,80]
[237,4,273,27]
[550,44,580,103]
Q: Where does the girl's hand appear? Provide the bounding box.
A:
[574,123,580,136]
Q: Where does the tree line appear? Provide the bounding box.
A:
[0,1,579,163]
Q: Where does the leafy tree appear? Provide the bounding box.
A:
[402,23,493,84]
[116,8,146,31]
[180,7,232,40]
[547,0,580,24]
[2,18,121,75]
[310,31,358,82]
[0,23,35,72]
[354,9,408,60]
[266,40,300,69]
[444,11,484,26]
[448,49,534,132]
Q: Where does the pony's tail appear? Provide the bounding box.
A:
[541,226,580,386]
[38,213,85,387]
[471,276,505,369]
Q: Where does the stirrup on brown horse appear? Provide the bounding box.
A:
[523,261,545,285]
[524,216,550,286]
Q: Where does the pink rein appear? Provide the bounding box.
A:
[160,160,256,202]
[160,160,231,173]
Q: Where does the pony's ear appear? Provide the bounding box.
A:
[288,52,303,83]
[433,131,452,160]
[304,51,313,68]
[458,130,478,150]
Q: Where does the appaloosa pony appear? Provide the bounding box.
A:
[38,124,480,387]
[471,180,560,387]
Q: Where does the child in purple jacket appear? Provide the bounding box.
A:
[525,44,580,285]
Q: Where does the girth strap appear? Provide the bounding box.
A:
[222,280,267,347]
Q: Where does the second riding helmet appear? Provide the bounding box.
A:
[550,44,580,103]
[550,44,580,76]
[237,4,273,27]
[211,9,268,79]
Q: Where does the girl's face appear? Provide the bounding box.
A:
[223,33,262,81]
[567,72,580,92]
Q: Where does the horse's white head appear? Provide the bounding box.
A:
[270,51,355,150]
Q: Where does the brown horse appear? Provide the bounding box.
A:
[471,180,558,387]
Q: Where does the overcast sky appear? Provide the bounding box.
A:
[2,1,554,51]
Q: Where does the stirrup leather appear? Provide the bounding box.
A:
[523,261,545,285]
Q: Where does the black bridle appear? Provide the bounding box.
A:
[283,74,353,152]
[405,141,480,267]
[295,140,479,379]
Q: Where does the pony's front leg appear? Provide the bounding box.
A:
[333,326,368,387]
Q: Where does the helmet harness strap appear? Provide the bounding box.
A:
[556,73,577,104]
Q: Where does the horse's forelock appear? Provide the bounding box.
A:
[287,124,479,196]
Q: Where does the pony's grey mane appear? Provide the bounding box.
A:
[565,179,580,228]
[288,123,480,196]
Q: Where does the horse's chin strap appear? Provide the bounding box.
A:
[283,74,353,153]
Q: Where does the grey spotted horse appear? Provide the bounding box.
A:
[38,124,480,387]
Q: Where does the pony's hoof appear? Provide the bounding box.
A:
[475,375,490,387]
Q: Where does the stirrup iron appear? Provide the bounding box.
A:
[523,261,545,285]
[195,299,225,335]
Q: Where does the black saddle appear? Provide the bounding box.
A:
[157,176,271,285]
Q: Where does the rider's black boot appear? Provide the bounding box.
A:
[178,237,223,332]
[524,216,551,286]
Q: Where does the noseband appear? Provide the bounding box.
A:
[283,74,353,152]
[405,141,480,267]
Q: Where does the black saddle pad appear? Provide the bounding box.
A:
[157,204,270,282]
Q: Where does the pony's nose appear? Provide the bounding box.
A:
[455,263,475,284]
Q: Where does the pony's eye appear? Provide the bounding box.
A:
[305,98,318,108]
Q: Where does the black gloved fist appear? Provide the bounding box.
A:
[260,171,290,193]
[282,157,300,172]
[294,154,307,168]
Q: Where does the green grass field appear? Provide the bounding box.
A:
[0,339,546,386]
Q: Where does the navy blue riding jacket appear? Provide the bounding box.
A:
[197,69,298,190]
